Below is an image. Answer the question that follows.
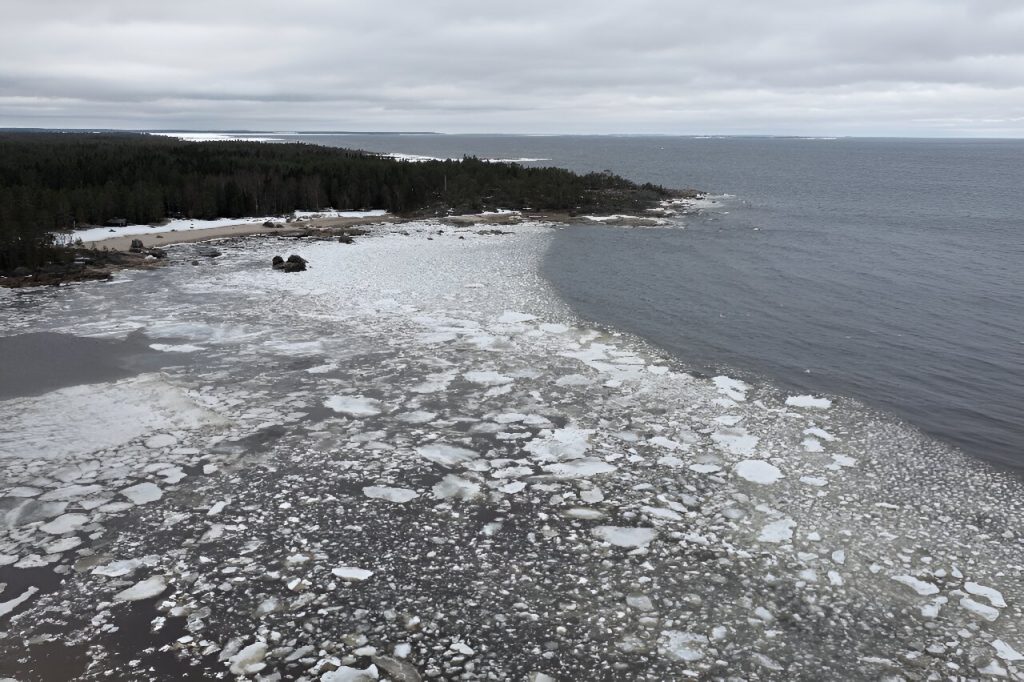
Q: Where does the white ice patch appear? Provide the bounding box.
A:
[0,586,39,618]
[114,576,168,602]
[228,642,268,676]
[321,664,379,682]
[658,630,708,662]
[149,343,203,353]
[803,427,836,442]
[525,428,593,462]
[497,311,537,324]
[592,526,658,548]
[324,395,382,417]
[712,376,749,402]
[891,575,940,596]
[362,486,419,504]
[464,370,514,386]
[758,518,796,543]
[432,475,482,500]
[395,411,437,424]
[964,582,1007,608]
[542,459,617,479]
[786,395,832,409]
[734,460,783,485]
[332,567,373,581]
[712,427,759,455]
[0,374,224,460]
[120,482,163,505]
[991,639,1023,662]
[39,513,88,535]
[960,597,1000,621]
[416,444,479,468]
[802,437,824,453]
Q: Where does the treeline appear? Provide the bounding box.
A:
[0,132,671,270]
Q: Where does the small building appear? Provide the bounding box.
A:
[105,217,128,227]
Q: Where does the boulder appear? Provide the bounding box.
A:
[129,238,145,252]
[338,235,354,244]
[149,248,167,259]
[272,255,307,272]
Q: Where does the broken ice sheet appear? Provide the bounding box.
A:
[362,486,419,503]
[592,526,658,548]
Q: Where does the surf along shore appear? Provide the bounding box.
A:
[1,217,1023,680]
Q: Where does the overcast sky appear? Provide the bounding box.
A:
[2,0,1024,136]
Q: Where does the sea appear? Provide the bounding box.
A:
[286,133,1024,470]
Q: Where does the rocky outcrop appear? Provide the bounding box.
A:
[272,254,307,272]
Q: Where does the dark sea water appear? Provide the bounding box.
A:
[294,133,1024,469]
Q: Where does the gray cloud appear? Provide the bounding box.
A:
[2,0,1023,135]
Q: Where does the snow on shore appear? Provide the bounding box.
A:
[63,210,389,243]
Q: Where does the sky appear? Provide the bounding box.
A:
[2,0,1024,136]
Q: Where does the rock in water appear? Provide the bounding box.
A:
[272,254,307,272]
[129,238,144,252]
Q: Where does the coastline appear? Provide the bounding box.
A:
[1,223,1023,679]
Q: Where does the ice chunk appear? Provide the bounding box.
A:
[332,566,373,581]
[432,474,482,500]
[39,513,88,534]
[802,437,824,453]
[228,642,268,676]
[324,395,382,417]
[362,486,419,504]
[145,433,178,449]
[803,427,835,442]
[785,395,832,409]
[120,482,163,505]
[92,558,151,578]
[322,665,379,682]
[542,459,616,478]
[712,376,748,402]
[891,575,939,596]
[734,460,783,485]
[991,639,1023,662]
[464,370,514,385]
[960,597,1000,621]
[39,484,103,501]
[964,582,1006,608]
[44,536,82,554]
[0,586,39,619]
[592,526,657,548]
[712,427,759,455]
[800,476,828,487]
[114,576,168,602]
[395,411,437,424]
[758,519,796,543]
[417,444,479,468]
[658,630,708,662]
[525,428,593,461]
[565,508,606,520]
[497,311,536,324]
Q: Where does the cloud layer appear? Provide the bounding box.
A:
[2,0,1023,135]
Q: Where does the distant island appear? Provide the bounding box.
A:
[0,132,684,275]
